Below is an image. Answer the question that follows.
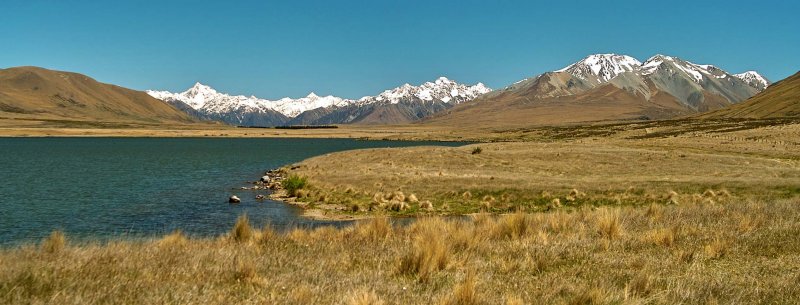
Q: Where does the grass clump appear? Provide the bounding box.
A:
[347,290,385,305]
[231,214,253,242]
[41,230,66,254]
[471,147,483,155]
[442,272,479,305]
[283,174,309,197]
[398,222,450,282]
[158,230,188,248]
[596,208,623,240]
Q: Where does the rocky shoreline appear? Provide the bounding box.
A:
[251,165,371,221]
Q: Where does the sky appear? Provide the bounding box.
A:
[1,0,798,99]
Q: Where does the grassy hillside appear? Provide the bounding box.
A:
[0,66,198,126]
[699,71,800,119]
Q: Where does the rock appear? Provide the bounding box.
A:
[255,195,265,200]
[261,175,271,183]
[229,195,241,204]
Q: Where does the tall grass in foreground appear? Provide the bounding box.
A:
[2,198,800,304]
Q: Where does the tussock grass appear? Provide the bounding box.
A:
[442,272,479,305]
[231,214,253,242]
[398,219,451,282]
[347,290,385,305]
[2,198,800,304]
[595,208,624,240]
[158,230,188,248]
[40,230,65,254]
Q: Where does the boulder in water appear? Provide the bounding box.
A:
[229,195,241,204]
[260,175,270,183]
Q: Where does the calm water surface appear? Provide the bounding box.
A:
[0,137,464,245]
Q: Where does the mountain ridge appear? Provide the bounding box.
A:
[423,53,770,128]
[148,77,491,126]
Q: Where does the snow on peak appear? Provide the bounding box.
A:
[546,53,770,91]
[361,77,492,105]
[640,55,715,83]
[147,77,491,118]
[146,83,351,118]
[734,71,771,90]
[557,54,642,83]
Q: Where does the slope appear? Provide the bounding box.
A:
[699,71,800,119]
[0,66,196,125]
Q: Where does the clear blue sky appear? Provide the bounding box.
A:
[1,0,798,99]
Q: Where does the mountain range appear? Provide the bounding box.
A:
[424,54,771,127]
[148,53,771,127]
[147,77,491,126]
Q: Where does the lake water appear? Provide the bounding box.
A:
[0,137,464,245]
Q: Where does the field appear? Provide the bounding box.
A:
[2,198,799,304]
[275,118,800,219]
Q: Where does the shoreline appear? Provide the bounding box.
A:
[260,167,377,222]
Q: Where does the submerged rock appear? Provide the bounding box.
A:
[229,195,241,204]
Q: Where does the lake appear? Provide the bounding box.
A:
[0,137,465,245]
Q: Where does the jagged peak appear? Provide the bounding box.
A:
[556,53,642,83]
[734,71,771,90]
[183,82,217,96]
[434,76,453,84]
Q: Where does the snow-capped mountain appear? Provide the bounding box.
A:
[289,77,491,125]
[147,83,351,119]
[503,53,768,110]
[556,54,643,85]
[147,78,491,126]
[734,71,771,91]
[450,53,772,126]
[356,77,490,105]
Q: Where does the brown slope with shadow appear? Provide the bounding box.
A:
[0,66,197,125]
[699,71,800,119]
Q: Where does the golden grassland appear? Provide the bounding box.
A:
[2,198,799,304]
[276,120,800,219]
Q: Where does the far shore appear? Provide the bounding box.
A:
[0,125,476,142]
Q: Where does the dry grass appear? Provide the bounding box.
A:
[441,272,479,305]
[280,122,800,218]
[231,214,253,242]
[40,230,65,254]
[2,198,799,304]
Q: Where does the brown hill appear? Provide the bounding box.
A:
[0,66,197,126]
[699,71,800,119]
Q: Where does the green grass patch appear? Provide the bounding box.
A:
[282,175,308,197]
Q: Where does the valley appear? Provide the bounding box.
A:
[1,51,798,305]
